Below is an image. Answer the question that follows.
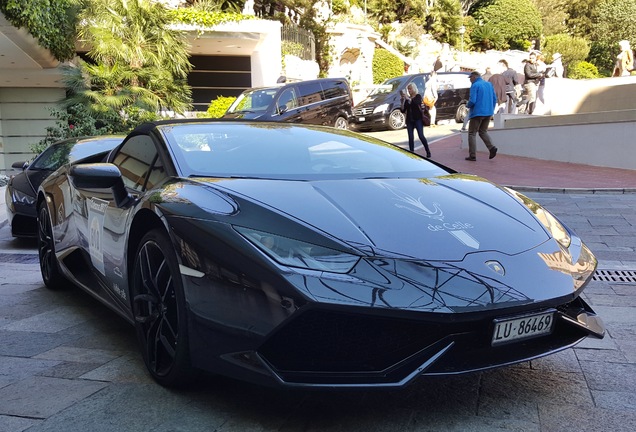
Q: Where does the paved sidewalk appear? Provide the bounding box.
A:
[0,186,6,229]
[426,133,636,192]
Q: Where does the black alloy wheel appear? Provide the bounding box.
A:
[37,204,66,290]
[131,229,194,387]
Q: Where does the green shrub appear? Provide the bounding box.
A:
[30,104,114,155]
[372,49,404,84]
[282,40,305,58]
[567,61,599,80]
[543,34,590,69]
[205,96,237,118]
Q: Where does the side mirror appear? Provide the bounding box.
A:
[70,163,133,208]
[277,104,288,115]
[12,161,28,170]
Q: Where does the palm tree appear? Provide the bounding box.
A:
[69,0,192,127]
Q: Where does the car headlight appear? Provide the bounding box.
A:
[11,188,36,206]
[504,188,571,248]
[235,227,359,273]
[535,206,571,249]
[373,104,389,114]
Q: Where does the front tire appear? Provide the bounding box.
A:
[334,116,348,129]
[37,204,67,290]
[388,109,406,130]
[131,229,195,387]
[455,103,469,123]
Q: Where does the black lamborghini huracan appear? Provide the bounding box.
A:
[36,120,604,388]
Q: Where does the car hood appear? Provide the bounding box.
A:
[204,175,550,262]
[9,169,50,197]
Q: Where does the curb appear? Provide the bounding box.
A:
[506,186,636,194]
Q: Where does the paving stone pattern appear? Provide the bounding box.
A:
[0,192,635,432]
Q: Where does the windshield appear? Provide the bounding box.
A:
[369,77,407,96]
[160,123,447,180]
[225,88,280,114]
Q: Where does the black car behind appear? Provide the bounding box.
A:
[5,136,123,238]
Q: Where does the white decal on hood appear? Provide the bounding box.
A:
[376,181,444,220]
[449,230,480,249]
[376,181,479,249]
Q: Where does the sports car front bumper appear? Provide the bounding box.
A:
[193,295,603,389]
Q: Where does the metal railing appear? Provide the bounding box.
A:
[281,24,315,61]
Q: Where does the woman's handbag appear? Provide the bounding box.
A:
[423,95,436,108]
[420,104,431,126]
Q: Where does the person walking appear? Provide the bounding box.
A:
[433,55,443,72]
[423,71,439,126]
[613,40,633,77]
[487,69,509,114]
[400,82,431,157]
[521,51,543,114]
[498,59,519,113]
[465,71,498,161]
[536,53,547,108]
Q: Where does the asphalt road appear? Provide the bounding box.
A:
[1,125,636,431]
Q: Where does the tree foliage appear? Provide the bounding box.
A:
[531,0,569,35]
[565,0,598,39]
[0,0,79,61]
[588,0,636,76]
[470,23,506,51]
[369,0,427,25]
[66,0,193,130]
[543,34,589,70]
[426,0,463,46]
[473,0,543,49]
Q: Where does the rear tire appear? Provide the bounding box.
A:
[388,109,406,130]
[455,103,469,123]
[131,229,195,387]
[334,116,348,129]
[37,204,67,290]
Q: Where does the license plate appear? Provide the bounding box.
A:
[492,310,554,346]
[358,117,365,121]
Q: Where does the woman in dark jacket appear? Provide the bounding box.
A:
[400,83,431,157]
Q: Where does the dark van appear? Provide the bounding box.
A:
[350,72,471,131]
[223,78,353,129]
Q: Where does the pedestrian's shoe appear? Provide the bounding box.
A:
[465,156,476,161]
[489,147,498,159]
[426,152,432,158]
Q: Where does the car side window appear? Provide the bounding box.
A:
[112,135,158,192]
[321,80,347,100]
[277,87,298,114]
[297,82,324,107]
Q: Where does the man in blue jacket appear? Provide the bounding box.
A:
[465,71,498,161]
